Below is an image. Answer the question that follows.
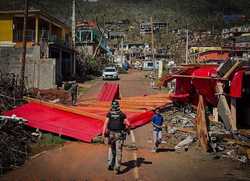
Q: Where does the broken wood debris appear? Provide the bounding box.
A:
[216,82,235,131]
[0,116,37,174]
[162,103,250,163]
[196,95,209,152]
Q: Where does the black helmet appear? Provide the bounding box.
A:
[111,100,120,111]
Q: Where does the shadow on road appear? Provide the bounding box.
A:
[157,148,175,152]
[121,157,152,174]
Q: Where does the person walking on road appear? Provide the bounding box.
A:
[149,71,155,88]
[152,108,164,152]
[69,81,78,106]
[102,100,130,174]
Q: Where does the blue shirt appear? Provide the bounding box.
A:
[152,113,163,131]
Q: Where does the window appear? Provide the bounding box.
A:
[148,62,154,67]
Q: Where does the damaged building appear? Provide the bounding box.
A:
[0,9,76,89]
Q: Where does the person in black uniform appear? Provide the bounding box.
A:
[102,100,130,174]
[69,81,78,106]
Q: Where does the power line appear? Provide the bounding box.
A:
[76,0,85,20]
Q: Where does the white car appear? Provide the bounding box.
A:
[102,67,119,80]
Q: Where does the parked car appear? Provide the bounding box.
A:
[102,67,119,80]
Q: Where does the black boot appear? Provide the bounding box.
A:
[108,165,114,171]
[115,167,121,175]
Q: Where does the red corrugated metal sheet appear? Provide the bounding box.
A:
[127,111,154,129]
[4,103,153,142]
[230,70,244,98]
[4,102,104,142]
[97,83,120,102]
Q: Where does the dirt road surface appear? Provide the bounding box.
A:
[2,70,250,181]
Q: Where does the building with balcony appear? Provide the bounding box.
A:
[0,9,72,48]
[0,9,76,89]
[76,21,111,56]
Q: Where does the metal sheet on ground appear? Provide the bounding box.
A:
[4,103,154,142]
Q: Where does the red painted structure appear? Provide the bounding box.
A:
[230,70,245,98]
[161,64,249,106]
[197,50,230,62]
[97,83,120,102]
[4,102,153,142]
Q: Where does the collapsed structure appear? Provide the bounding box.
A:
[160,58,250,152]
[4,83,172,142]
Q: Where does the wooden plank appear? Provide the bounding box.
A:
[80,101,168,108]
[196,95,209,152]
[223,60,241,79]
[78,97,97,102]
[76,106,146,113]
[176,128,196,134]
[121,105,155,110]
[123,94,171,99]
[216,83,233,130]
[120,99,171,103]
[217,97,232,130]
[25,97,106,121]
[230,98,237,131]
[213,108,218,122]
[231,97,237,131]
[171,74,228,81]
[119,101,169,106]
[78,103,155,110]
[122,97,171,101]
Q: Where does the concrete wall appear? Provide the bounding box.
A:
[76,45,94,56]
[0,46,56,89]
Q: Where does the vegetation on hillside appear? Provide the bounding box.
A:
[0,0,249,30]
[0,0,249,64]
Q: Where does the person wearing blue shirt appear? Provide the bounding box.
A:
[151,108,164,152]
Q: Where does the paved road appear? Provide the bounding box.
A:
[2,70,250,181]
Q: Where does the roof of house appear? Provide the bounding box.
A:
[0,9,70,29]
[235,36,250,43]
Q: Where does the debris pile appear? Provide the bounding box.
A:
[0,72,24,113]
[30,88,70,104]
[163,107,197,151]
[0,116,37,174]
[163,105,250,163]
[210,126,250,163]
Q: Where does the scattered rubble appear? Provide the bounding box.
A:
[174,135,195,151]
[0,116,37,175]
[0,72,24,113]
[30,88,70,104]
[162,105,250,163]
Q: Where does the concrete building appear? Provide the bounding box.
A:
[76,21,111,56]
[0,9,75,89]
[140,21,167,34]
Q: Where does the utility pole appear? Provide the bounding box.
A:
[121,37,124,65]
[20,0,28,98]
[72,0,76,76]
[72,0,76,46]
[185,24,189,64]
[150,17,156,74]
